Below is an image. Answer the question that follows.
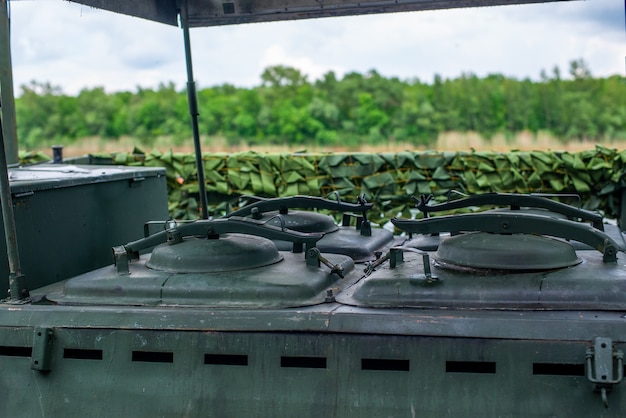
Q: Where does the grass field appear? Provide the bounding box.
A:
[45,131,626,158]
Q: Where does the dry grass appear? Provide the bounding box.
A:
[433,131,625,152]
[41,131,626,158]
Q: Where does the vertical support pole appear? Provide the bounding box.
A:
[0,0,19,166]
[617,187,626,231]
[0,0,27,300]
[0,99,27,300]
[179,0,208,220]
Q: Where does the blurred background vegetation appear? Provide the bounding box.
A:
[15,59,626,154]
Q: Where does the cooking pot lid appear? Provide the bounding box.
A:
[258,210,339,234]
[434,232,581,271]
[146,234,283,273]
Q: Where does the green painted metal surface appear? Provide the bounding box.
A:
[227,196,396,262]
[0,0,620,412]
[0,325,624,416]
[0,191,625,416]
[47,252,355,308]
[0,164,168,294]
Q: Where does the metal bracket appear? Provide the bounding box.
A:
[306,247,344,277]
[31,327,53,372]
[388,247,439,283]
[390,247,404,269]
[128,176,145,188]
[365,247,440,286]
[586,337,624,408]
[166,227,183,245]
[419,252,439,283]
[113,245,131,275]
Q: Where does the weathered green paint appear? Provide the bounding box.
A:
[226,196,396,262]
[0,193,625,416]
[0,327,624,417]
[0,164,168,293]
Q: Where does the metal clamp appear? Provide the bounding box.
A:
[306,247,344,278]
[364,247,439,284]
[31,327,53,372]
[586,337,624,408]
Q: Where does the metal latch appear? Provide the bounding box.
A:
[31,327,53,372]
[586,337,623,408]
[129,176,146,188]
[306,247,344,278]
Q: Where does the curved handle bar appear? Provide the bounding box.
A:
[122,216,323,256]
[392,212,622,263]
[225,195,373,218]
[415,193,603,231]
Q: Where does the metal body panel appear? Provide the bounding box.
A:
[66,0,574,27]
[340,251,626,310]
[46,252,356,308]
[0,164,168,293]
[229,197,395,261]
[0,325,624,417]
[67,0,178,25]
[261,210,340,234]
[0,0,609,413]
[274,227,396,262]
[1,301,626,341]
[2,240,626,417]
[0,192,624,415]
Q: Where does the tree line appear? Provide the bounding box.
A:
[15,60,626,150]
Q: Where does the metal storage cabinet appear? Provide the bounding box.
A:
[2,164,168,294]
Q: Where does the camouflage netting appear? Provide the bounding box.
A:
[22,146,626,224]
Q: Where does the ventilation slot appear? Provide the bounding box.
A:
[64,348,103,360]
[132,351,174,363]
[446,361,496,374]
[281,356,327,369]
[533,363,585,376]
[0,346,32,357]
[204,354,248,366]
[361,358,410,371]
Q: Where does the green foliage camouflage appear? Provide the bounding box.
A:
[61,146,624,224]
[18,151,51,165]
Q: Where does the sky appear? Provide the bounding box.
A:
[6,0,626,96]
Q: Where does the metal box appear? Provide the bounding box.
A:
[1,164,168,294]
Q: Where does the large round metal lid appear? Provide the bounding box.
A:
[435,232,581,271]
[260,210,339,234]
[146,234,283,273]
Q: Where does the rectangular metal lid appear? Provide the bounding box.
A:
[338,250,626,311]
[8,164,165,193]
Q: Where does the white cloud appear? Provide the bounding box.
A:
[257,45,338,82]
[7,0,625,95]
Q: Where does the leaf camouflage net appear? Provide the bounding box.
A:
[28,145,626,224]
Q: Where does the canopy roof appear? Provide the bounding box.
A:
[67,0,572,27]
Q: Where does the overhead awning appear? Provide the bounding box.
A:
[67,0,573,27]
